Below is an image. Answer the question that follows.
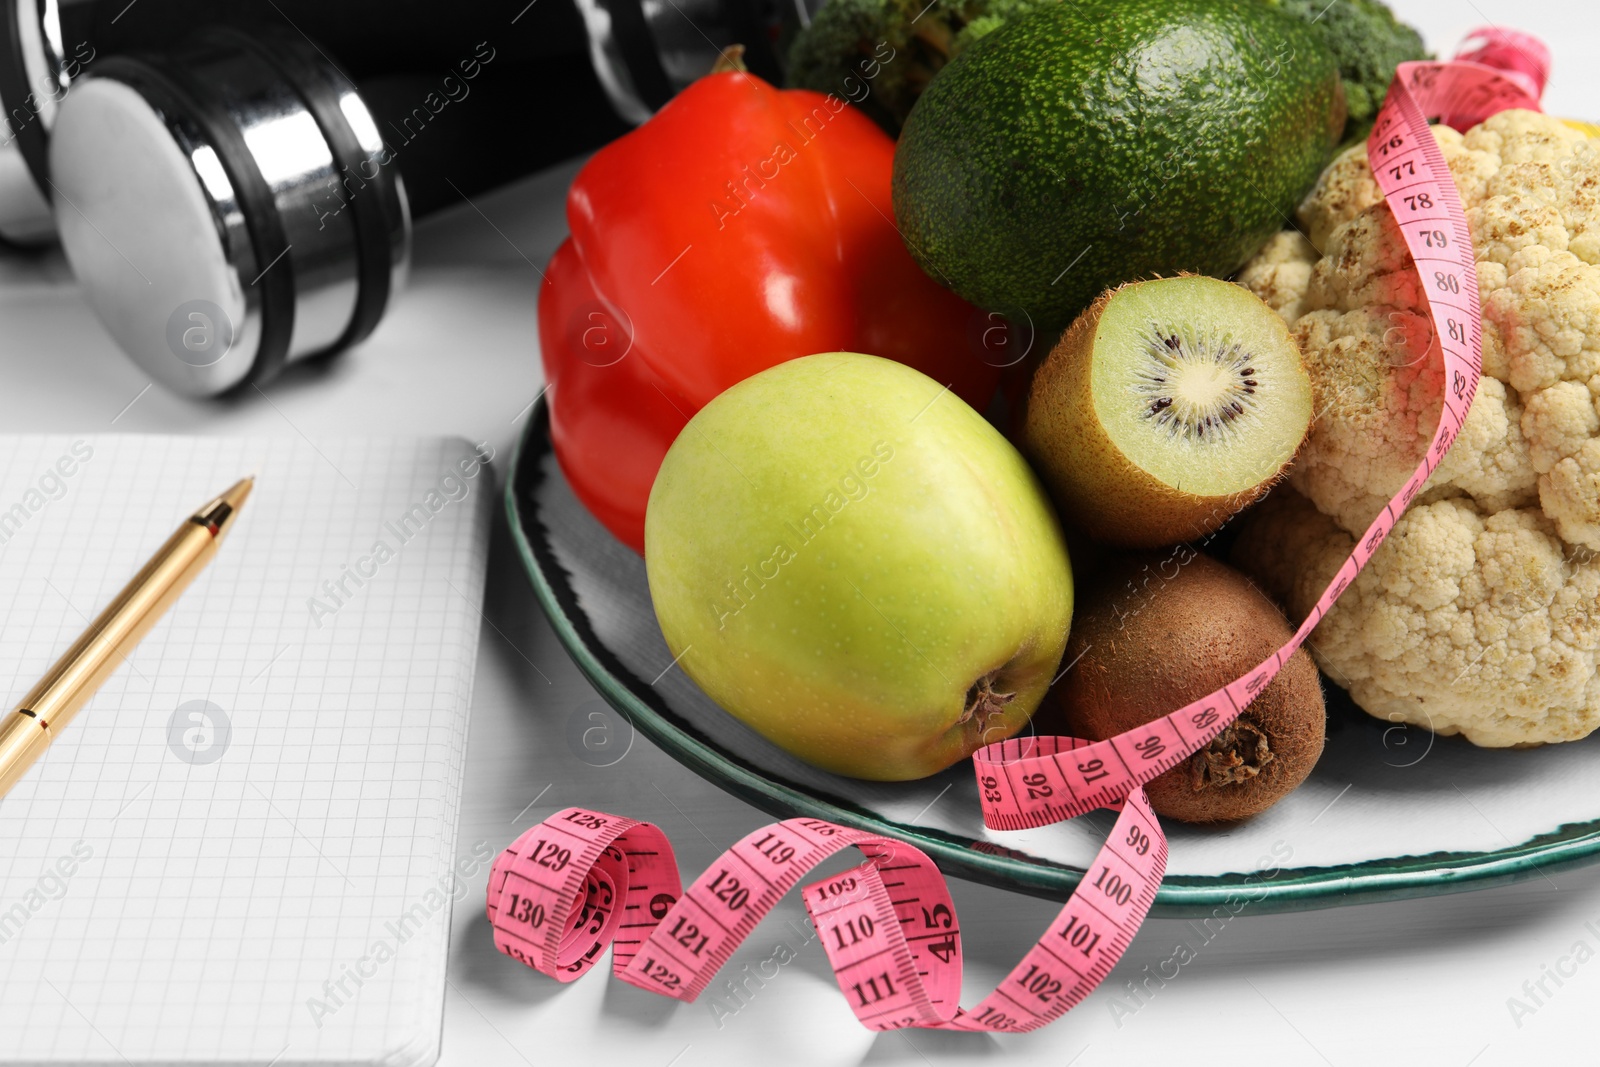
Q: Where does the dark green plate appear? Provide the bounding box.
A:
[507,399,1600,916]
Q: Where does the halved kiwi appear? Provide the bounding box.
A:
[1021,276,1312,547]
[1036,552,1325,824]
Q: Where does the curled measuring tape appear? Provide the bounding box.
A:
[489,35,1546,1031]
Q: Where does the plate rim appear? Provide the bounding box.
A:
[506,399,1600,916]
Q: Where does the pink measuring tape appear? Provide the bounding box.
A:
[488,31,1548,1031]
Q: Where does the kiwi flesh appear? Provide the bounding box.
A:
[1020,276,1312,548]
[1038,551,1325,824]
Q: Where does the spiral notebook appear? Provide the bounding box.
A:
[0,435,494,1067]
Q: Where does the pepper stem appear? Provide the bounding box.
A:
[710,44,749,75]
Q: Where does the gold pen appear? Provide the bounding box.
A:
[0,476,254,798]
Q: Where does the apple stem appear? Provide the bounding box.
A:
[960,673,1016,727]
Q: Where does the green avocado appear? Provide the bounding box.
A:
[892,0,1344,334]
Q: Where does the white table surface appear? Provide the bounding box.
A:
[3,2,1598,1063]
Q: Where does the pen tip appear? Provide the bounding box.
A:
[192,475,254,538]
[220,476,254,511]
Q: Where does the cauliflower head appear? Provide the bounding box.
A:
[1235,109,1600,746]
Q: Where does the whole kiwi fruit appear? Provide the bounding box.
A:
[1041,550,1325,823]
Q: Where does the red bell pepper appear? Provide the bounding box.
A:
[537,71,1003,553]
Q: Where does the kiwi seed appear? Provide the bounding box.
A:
[1132,321,1267,440]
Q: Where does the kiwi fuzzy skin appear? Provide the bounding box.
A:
[1041,552,1325,824]
[1020,282,1293,548]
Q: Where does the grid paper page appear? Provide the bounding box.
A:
[0,435,493,1067]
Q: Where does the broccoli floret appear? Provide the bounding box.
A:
[785,0,1052,135]
[1268,0,1429,142]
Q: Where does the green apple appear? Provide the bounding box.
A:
[644,352,1073,781]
